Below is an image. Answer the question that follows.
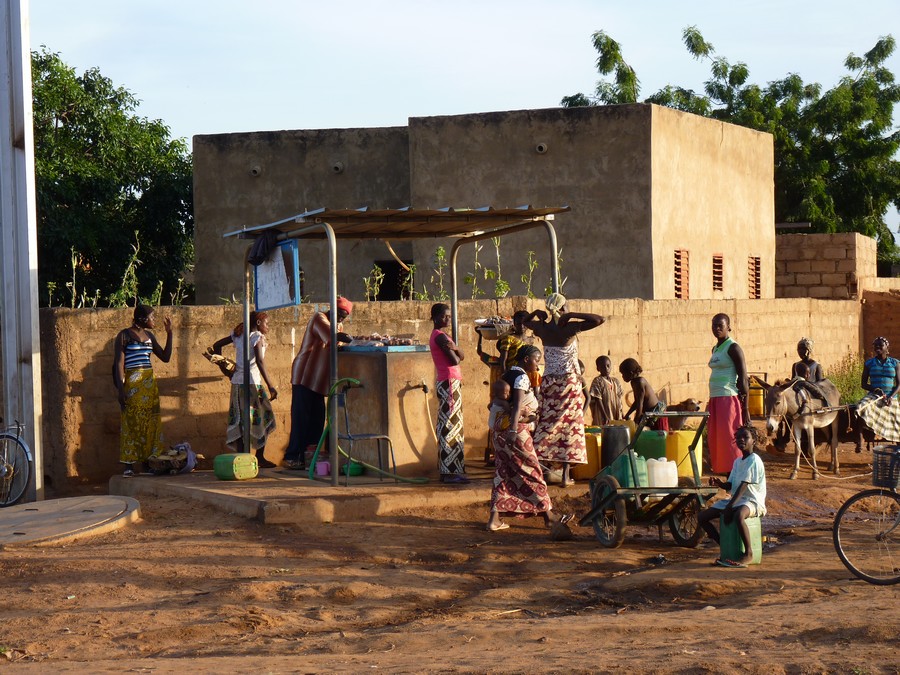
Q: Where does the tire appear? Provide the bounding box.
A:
[669,476,705,548]
[832,488,900,585]
[0,433,31,507]
[591,475,626,548]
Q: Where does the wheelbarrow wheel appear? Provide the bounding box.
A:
[591,475,626,548]
[668,476,704,548]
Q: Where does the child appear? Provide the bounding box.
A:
[487,378,512,434]
[619,358,668,431]
[589,355,625,426]
[577,360,591,416]
[791,361,828,416]
[698,426,767,567]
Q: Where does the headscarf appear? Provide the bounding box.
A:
[874,336,890,349]
[336,296,353,315]
[545,293,567,321]
[798,337,814,352]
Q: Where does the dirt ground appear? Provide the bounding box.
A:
[1,441,898,674]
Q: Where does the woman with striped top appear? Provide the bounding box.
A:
[113,305,173,476]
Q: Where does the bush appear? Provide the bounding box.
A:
[829,352,866,404]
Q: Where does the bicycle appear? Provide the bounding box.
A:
[0,420,32,507]
[832,445,900,585]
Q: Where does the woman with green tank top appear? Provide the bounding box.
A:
[707,313,750,473]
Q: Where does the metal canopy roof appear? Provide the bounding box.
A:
[222,205,570,240]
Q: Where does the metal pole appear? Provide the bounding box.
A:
[242,258,252,454]
[323,224,339,487]
[0,0,43,501]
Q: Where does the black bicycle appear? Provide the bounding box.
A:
[832,446,900,585]
[0,421,32,507]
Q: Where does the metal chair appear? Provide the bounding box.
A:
[335,387,397,484]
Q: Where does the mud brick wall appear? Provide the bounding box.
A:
[37,297,867,493]
[861,290,900,353]
[775,232,876,299]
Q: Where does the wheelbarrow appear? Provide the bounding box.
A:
[577,411,718,548]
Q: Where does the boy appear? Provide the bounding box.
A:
[698,426,767,567]
[589,355,625,426]
[619,358,668,431]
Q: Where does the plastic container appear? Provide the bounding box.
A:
[719,514,763,565]
[871,445,900,488]
[601,424,631,469]
[342,461,364,477]
[647,458,678,488]
[213,453,258,481]
[315,461,331,477]
[635,430,667,461]
[749,384,764,417]
[666,430,702,478]
[607,418,636,439]
[572,432,602,480]
[602,449,648,488]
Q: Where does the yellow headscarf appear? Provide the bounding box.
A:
[545,293,567,321]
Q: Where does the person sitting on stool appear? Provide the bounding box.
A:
[698,426,767,568]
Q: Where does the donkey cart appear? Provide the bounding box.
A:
[577,411,718,548]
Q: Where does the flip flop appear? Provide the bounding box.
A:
[715,558,748,568]
[558,513,574,525]
[486,522,509,531]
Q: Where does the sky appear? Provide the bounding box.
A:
[25,0,900,224]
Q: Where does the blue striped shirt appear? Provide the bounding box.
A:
[123,336,153,370]
[866,356,898,394]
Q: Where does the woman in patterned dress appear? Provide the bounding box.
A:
[487,346,567,531]
[429,303,468,484]
[526,294,605,487]
[113,305,173,476]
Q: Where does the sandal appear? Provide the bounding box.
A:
[123,468,135,477]
[486,522,509,531]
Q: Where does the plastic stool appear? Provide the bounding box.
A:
[719,514,762,565]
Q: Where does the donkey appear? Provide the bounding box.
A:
[760,378,841,479]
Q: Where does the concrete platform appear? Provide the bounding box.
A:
[0,496,141,549]
[108,466,497,524]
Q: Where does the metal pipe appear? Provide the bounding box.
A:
[242,256,252,454]
[449,218,559,341]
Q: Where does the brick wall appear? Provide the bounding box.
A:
[776,232,876,299]
[37,297,864,493]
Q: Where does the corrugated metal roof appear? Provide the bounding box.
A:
[222,205,570,240]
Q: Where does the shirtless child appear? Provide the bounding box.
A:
[619,357,669,431]
[487,379,512,434]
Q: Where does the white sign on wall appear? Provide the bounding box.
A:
[254,239,301,311]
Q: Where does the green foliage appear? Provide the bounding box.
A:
[401,263,417,300]
[521,251,539,298]
[463,241,485,299]
[363,263,385,301]
[563,30,900,260]
[429,246,449,300]
[829,352,867,404]
[31,48,194,307]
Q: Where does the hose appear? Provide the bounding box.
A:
[307,377,430,484]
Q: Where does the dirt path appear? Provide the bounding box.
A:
[0,445,897,673]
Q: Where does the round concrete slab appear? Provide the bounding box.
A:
[0,496,141,549]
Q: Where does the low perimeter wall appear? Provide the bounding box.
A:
[39,297,861,493]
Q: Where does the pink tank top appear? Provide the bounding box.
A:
[430,329,462,381]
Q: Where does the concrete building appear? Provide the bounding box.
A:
[193,104,775,304]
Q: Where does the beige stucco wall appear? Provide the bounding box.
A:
[193,127,411,303]
[651,106,775,299]
[39,297,861,494]
[192,104,775,304]
[407,106,655,300]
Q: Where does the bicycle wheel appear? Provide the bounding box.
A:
[591,475,627,548]
[832,488,900,585]
[0,433,31,507]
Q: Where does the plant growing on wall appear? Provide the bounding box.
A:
[521,250,538,298]
[463,241,486,299]
[363,263,385,301]
[544,247,568,297]
[401,263,417,300]
[485,237,510,298]
[429,246,450,300]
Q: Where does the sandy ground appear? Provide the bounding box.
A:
[1,441,898,674]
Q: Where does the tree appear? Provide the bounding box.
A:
[563,29,900,260]
[31,48,193,307]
